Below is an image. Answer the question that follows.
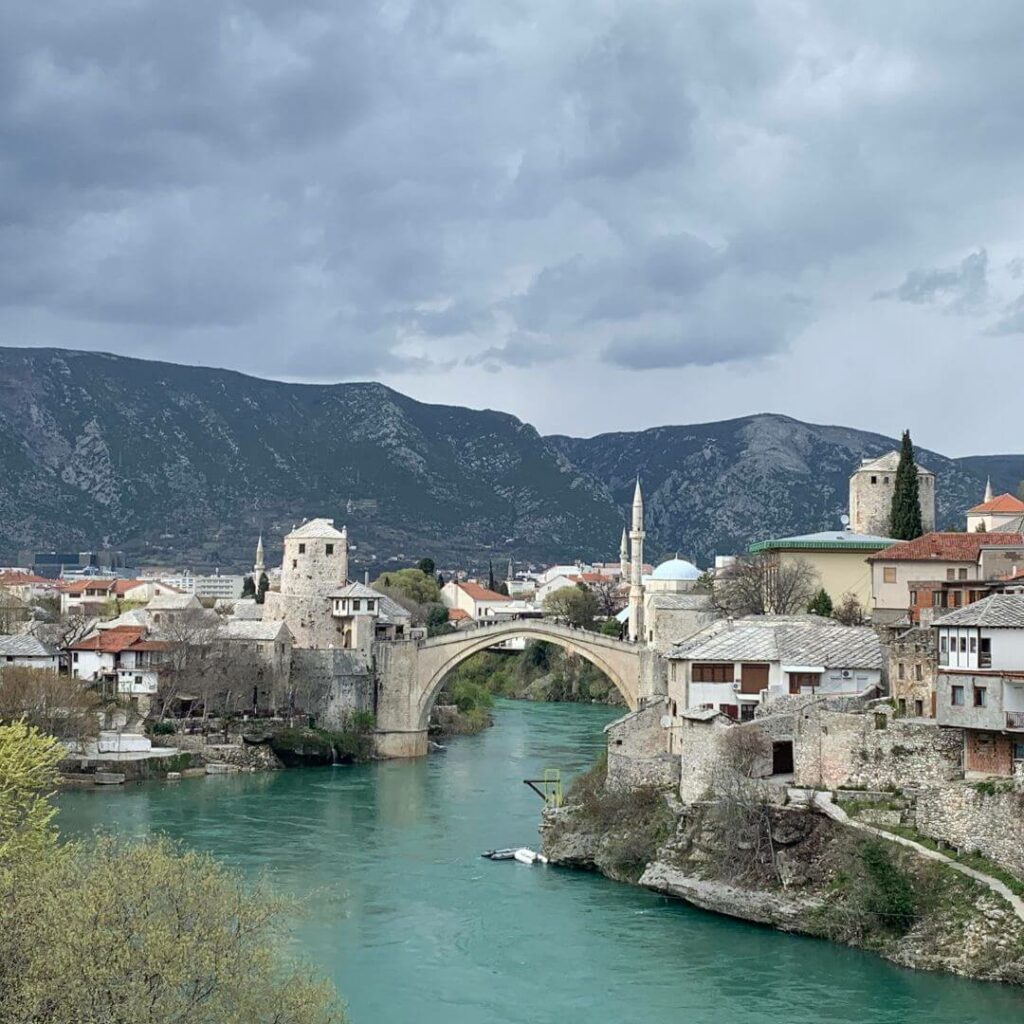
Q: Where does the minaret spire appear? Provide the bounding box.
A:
[619,527,629,579]
[984,477,993,503]
[253,533,265,575]
[628,476,646,643]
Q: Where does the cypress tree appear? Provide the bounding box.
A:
[807,588,833,618]
[256,572,269,605]
[889,430,924,540]
[241,576,256,600]
[488,560,496,592]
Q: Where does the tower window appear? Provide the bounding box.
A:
[292,560,297,569]
[298,543,306,554]
[871,475,877,484]
[326,544,334,555]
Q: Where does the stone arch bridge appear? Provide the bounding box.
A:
[373,620,667,758]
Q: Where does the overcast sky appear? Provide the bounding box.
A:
[2,1,1023,455]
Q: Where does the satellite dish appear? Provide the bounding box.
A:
[840,514,850,527]
[659,715,673,728]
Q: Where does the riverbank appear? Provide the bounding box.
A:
[541,758,1024,985]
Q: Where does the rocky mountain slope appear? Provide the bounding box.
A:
[0,347,1012,570]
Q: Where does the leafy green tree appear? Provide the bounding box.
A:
[425,604,454,637]
[256,571,269,605]
[0,721,345,1024]
[889,430,924,540]
[807,588,833,617]
[372,568,440,606]
[241,575,256,599]
[543,584,599,629]
[416,557,436,577]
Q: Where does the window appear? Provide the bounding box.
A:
[974,686,987,708]
[946,568,956,581]
[292,560,297,569]
[897,662,906,680]
[940,635,948,654]
[960,636,967,653]
[883,567,896,584]
[788,672,821,693]
[352,599,361,611]
[871,475,877,484]
[951,685,964,706]
[692,663,733,683]
[914,699,924,717]
[909,590,918,606]
[958,568,968,580]
[326,544,334,555]
[884,476,890,484]
[1013,741,1024,762]
[933,591,944,607]
[951,591,961,608]
[298,543,306,554]
[72,652,78,662]
[970,636,977,654]
[915,663,923,681]
[897,698,907,714]
[980,636,992,667]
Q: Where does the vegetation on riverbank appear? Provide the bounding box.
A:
[269,712,376,766]
[0,721,345,1022]
[543,753,1024,984]
[445,643,624,706]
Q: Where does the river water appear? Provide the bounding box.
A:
[57,700,1024,1024]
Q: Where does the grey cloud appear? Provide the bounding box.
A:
[874,250,989,314]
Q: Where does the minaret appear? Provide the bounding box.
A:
[340,525,350,585]
[984,477,993,503]
[628,478,645,643]
[252,533,265,586]
[506,557,514,583]
[619,527,629,579]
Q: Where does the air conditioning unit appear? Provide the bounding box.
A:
[731,682,742,691]
[840,670,853,679]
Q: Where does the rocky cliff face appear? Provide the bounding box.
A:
[0,346,1011,569]
[543,797,1024,984]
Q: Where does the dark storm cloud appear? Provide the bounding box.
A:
[3,1,1024,390]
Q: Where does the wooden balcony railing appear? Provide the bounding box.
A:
[1005,711,1024,731]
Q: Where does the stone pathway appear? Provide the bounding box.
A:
[811,791,1024,924]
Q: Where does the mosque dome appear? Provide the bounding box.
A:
[650,557,701,582]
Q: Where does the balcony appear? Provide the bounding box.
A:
[1006,711,1024,731]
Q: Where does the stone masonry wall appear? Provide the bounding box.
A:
[606,700,679,791]
[916,783,1024,879]
[290,648,374,728]
[793,706,963,790]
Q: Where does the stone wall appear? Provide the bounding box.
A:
[889,629,937,717]
[916,783,1024,878]
[792,705,963,790]
[290,648,374,729]
[606,700,679,791]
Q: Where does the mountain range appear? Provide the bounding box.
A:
[1,346,1021,573]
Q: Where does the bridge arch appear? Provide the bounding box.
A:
[412,622,640,733]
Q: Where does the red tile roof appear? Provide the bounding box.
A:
[0,571,52,586]
[968,493,1024,514]
[869,532,1024,563]
[61,578,117,595]
[69,626,158,653]
[447,608,471,621]
[456,582,510,602]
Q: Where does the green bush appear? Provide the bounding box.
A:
[147,720,177,737]
[857,838,920,935]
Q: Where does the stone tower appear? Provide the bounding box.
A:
[263,517,350,648]
[628,479,645,643]
[619,527,629,579]
[849,452,935,537]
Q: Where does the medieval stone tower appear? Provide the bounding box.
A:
[849,452,935,537]
[263,517,350,648]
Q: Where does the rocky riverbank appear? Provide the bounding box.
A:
[541,771,1024,984]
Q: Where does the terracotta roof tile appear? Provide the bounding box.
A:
[456,582,510,602]
[868,533,1024,563]
[968,493,1024,514]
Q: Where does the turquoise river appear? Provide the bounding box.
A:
[57,700,1024,1024]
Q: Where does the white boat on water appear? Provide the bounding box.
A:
[513,847,548,865]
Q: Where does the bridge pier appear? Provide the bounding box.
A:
[374,728,429,758]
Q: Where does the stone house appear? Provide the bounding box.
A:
[0,634,59,671]
[889,627,937,718]
[604,698,679,791]
[665,615,884,721]
[67,625,169,701]
[933,593,1024,777]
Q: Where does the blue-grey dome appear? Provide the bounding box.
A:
[651,557,701,581]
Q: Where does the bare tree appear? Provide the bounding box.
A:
[0,583,26,634]
[0,666,101,744]
[589,578,623,618]
[711,725,785,886]
[711,553,818,617]
[155,607,223,721]
[832,592,867,626]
